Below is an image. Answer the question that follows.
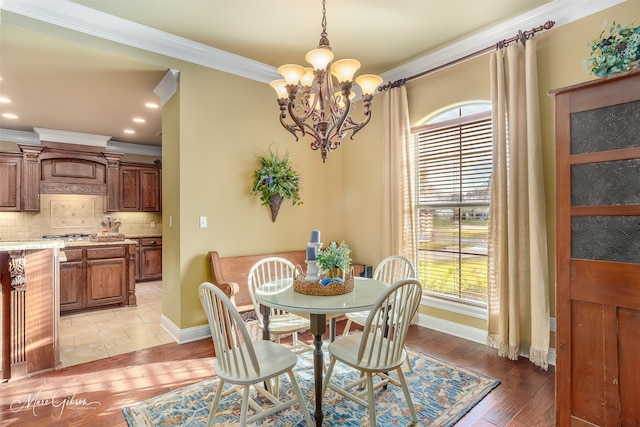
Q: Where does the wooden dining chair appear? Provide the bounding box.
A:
[343,255,416,371]
[198,282,313,427]
[322,278,423,427]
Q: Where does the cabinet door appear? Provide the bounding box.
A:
[0,156,21,211]
[120,167,141,211]
[85,258,127,307]
[140,168,160,212]
[59,261,84,312]
[139,239,162,281]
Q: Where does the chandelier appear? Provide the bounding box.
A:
[270,0,383,162]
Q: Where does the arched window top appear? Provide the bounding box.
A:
[418,101,491,127]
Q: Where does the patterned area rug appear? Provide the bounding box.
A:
[123,350,499,426]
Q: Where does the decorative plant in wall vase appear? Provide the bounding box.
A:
[251,146,302,222]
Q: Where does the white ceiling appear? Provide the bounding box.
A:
[0,0,625,151]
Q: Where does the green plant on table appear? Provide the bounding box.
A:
[317,241,352,277]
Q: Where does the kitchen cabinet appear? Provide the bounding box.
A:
[135,237,162,281]
[551,69,640,426]
[0,154,22,211]
[120,163,161,212]
[59,242,137,314]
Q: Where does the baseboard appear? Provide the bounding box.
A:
[416,313,556,366]
[160,314,211,344]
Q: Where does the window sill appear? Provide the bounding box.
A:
[420,294,487,320]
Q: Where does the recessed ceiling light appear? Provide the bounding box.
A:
[2,113,18,119]
[124,129,135,134]
[132,117,146,123]
[0,97,11,103]
[145,102,159,109]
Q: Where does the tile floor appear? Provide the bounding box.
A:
[59,281,174,367]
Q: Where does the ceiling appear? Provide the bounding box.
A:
[0,0,623,151]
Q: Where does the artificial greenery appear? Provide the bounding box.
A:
[317,241,352,273]
[585,20,640,77]
[251,147,302,206]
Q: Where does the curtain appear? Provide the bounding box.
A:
[487,38,550,370]
[381,86,416,264]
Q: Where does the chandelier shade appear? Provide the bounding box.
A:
[270,0,383,162]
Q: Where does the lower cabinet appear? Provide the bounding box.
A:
[60,243,136,314]
[134,237,162,282]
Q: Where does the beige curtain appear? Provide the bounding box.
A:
[487,38,550,370]
[381,86,415,264]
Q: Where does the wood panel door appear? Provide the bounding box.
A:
[551,69,640,426]
[85,258,127,307]
[0,155,21,211]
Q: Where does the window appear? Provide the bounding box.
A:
[413,103,492,305]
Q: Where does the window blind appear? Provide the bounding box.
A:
[414,113,492,304]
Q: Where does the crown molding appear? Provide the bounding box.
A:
[34,127,111,147]
[0,0,279,83]
[380,0,627,84]
[154,69,180,106]
[1,0,626,86]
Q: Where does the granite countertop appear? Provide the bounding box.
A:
[126,234,162,239]
[0,240,66,252]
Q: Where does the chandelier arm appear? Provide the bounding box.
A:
[286,101,308,137]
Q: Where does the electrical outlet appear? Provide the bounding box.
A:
[169,216,173,228]
[150,221,156,228]
[199,216,207,228]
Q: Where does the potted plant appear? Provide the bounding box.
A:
[251,146,302,222]
[317,241,352,280]
[585,20,640,77]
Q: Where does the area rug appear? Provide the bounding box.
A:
[123,350,499,426]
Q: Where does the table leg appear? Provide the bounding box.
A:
[259,304,271,341]
[309,313,326,427]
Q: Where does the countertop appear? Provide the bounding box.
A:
[0,240,65,252]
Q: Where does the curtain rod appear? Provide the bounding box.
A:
[380,20,555,91]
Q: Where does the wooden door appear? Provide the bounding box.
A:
[552,69,640,426]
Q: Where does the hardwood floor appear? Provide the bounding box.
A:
[1,322,555,426]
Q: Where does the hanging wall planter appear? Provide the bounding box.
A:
[251,146,302,222]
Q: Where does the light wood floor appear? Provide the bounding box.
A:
[1,316,555,427]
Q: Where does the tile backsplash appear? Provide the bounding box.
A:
[0,194,162,240]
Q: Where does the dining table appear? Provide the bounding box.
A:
[254,276,389,427]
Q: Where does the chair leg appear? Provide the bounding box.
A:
[206,379,225,427]
[366,372,377,427]
[404,347,413,373]
[343,319,353,336]
[287,369,314,426]
[239,385,251,427]
[395,367,418,424]
[322,357,337,396]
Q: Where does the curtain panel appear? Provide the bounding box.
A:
[487,38,550,370]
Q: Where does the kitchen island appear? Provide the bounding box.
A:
[1,240,64,380]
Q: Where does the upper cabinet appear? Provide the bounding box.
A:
[0,143,161,213]
[0,154,22,211]
[119,163,162,212]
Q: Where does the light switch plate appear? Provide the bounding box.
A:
[199,216,207,228]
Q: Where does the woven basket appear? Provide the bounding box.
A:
[293,265,355,296]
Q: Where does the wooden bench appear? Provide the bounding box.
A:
[207,250,366,313]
